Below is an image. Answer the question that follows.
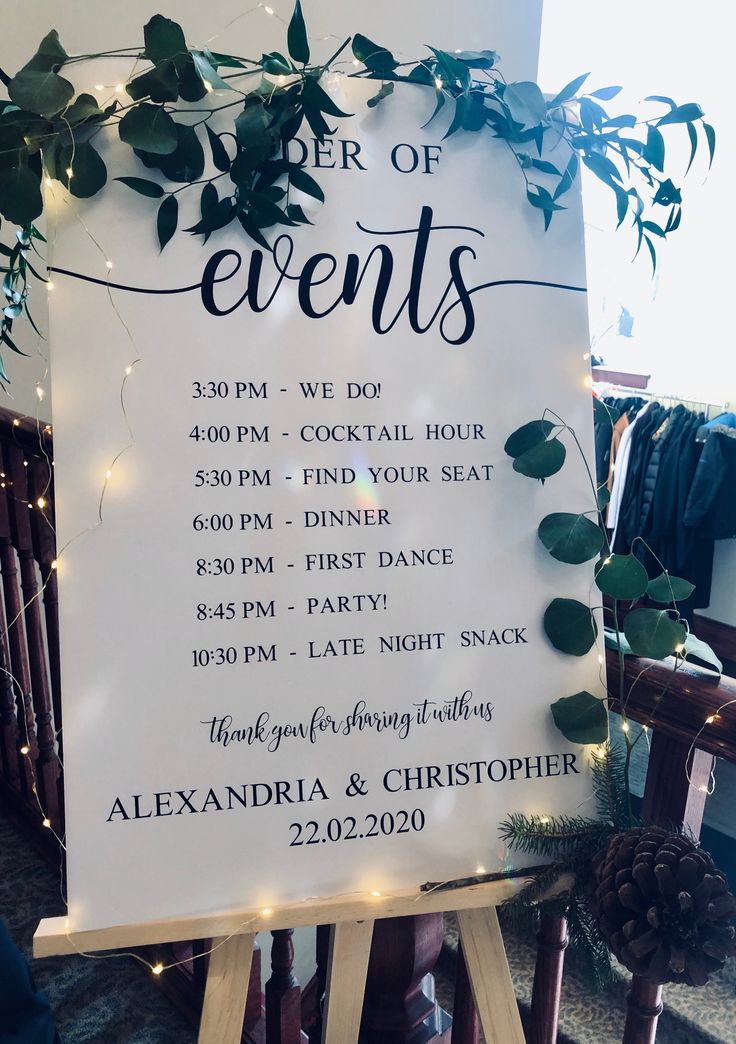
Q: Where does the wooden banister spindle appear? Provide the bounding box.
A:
[622,733,714,1044]
[29,458,62,750]
[0,454,38,802]
[307,924,331,1044]
[529,913,568,1044]
[361,913,445,1044]
[451,938,480,1044]
[5,445,60,825]
[0,587,22,790]
[265,928,305,1044]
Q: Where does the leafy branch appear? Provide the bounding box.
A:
[0,5,714,385]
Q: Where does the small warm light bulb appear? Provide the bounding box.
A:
[583,351,591,360]
[45,177,53,188]
[20,745,29,755]
[603,556,613,565]
[37,497,47,509]
[36,385,45,401]
[584,374,594,388]
[125,365,133,376]
[261,907,273,917]
[475,865,486,875]
[115,83,125,93]
[264,4,274,13]
[540,817,550,825]
[621,721,630,734]
[105,469,113,480]
[675,643,685,654]
[105,260,113,269]
[65,167,73,177]
[12,419,20,427]
[51,559,58,571]
[47,280,55,290]
[352,58,360,67]
[42,817,51,828]
[434,77,443,90]
[151,962,164,975]
[370,890,382,898]
[705,715,716,724]
[94,83,105,91]
[597,653,604,665]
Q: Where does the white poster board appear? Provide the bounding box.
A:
[48,77,603,933]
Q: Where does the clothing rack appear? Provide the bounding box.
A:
[593,382,729,420]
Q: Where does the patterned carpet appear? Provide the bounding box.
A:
[0,811,195,1044]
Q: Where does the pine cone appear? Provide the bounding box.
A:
[592,827,736,985]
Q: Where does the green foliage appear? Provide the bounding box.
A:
[544,597,598,656]
[623,607,686,659]
[551,690,608,744]
[594,552,649,599]
[646,571,695,603]
[0,5,712,382]
[538,512,603,564]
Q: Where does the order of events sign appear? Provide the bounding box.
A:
[48,77,602,932]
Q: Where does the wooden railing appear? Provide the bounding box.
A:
[0,403,734,1044]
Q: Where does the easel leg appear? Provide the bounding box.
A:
[321,919,374,1044]
[198,932,256,1044]
[457,907,524,1044]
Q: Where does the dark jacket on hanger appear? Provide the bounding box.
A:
[685,429,736,539]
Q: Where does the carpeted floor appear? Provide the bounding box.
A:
[0,811,195,1044]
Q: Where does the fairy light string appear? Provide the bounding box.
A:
[0,4,726,982]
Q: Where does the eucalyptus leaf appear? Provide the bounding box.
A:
[644,125,665,171]
[206,126,231,172]
[9,68,74,119]
[513,437,566,479]
[504,418,555,458]
[119,103,178,155]
[115,176,164,198]
[547,72,589,108]
[551,690,608,745]
[126,61,180,104]
[287,0,310,65]
[0,164,43,224]
[538,512,604,564]
[656,102,704,126]
[289,167,324,202]
[646,572,695,604]
[59,141,107,198]
[504,81,547,128]
[191,51,232,92]
[623,608,686,659]
[144,14,187,65]
[544,598,598,656]
[595,554,649,600]
[302,76,351,118]
[261,52,292,76]
[157,193,178,250]
[352,33,398,73]
[64,93,104,126]
[682,634,722,674]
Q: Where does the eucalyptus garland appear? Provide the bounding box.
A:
[0,1,715,386]
[499,403,732,989]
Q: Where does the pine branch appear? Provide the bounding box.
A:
[500,812,610,859]
[591,742,636,831]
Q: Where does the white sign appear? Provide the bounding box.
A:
[48,79,602,932]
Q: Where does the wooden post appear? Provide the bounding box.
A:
[457,906,525,1044]
[321,920,374,1044]
[265,928,305,1044]
[360,913,444,1044]
[622,733,714,1044]
[451,939,480,1044]
[199,933,256,1044]
[529,913,568,1044]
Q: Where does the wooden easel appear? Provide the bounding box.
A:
[35,877,525,1044]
